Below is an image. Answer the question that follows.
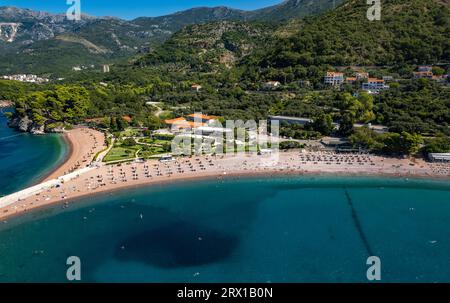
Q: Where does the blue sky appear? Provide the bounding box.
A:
[1,0,283,19]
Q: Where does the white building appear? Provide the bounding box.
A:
[2,74,49,83]
[356,72,369,80]
[418,66,433,72]
[429,153,450,162]
[324,72,344,86]
[191,84,202,92]
[362,78,389,91]
[195,126,232,136]
[269,116,313,126]
[263,81,281,90]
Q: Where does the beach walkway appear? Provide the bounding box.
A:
[0,128,449,221]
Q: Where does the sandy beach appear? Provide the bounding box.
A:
[43,128,106,181]
[0,127,449,221]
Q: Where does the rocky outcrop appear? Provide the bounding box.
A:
[30,124,45,135]
[45,122,66,133]
[0,22,20,42]
[7,114,64,135]
[0,100,13,108]
[8,115,33,132]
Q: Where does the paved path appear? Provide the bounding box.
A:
[95,137,115,163]
[0,167,95,210]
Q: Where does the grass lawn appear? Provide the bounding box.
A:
[120,128,141,137]
[140,147,166,158]
[104,146,140,162]
[139,138,171,146]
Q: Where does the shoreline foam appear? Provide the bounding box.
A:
[0,127,449,222]
[1,170,450,226]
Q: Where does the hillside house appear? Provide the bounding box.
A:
[263,81,281,90]
[362,78,390,91]
[324,72,344,86]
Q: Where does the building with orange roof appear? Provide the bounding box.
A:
[122,116,132,123]
[346,77,357,84]
[362,78,389,91]
[165,117,187,125]
[187,113,218,123]
[432,75,444,81]
[413,71,433,79]
[356,72,369,80]
[367,78,385,83]
[191,84,202,92]
[165,117,206,132]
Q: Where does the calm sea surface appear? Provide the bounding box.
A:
[0,109,67,196]
[0,176,449,283]
[1,109,449,282]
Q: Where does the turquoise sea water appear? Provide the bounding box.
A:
[0,110,449,282]
[0,176,449,283]
[0,109,67,196]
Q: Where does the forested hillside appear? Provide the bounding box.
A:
[0,1,341,75]
[138,21,273,72]
[241,0,449,83]
[4,0,450,153]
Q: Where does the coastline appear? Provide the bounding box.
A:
[1,165,449,223]
[0,109,72,189]
[37,132,73,184]
[0,107,73,185]
[0,127,449,222]
[43,127,106,181]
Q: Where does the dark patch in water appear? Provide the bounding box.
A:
[344,189,374,256]
[115,221,239,268]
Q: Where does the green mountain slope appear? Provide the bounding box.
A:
[6,1,449,142]
[100,0,449,135]
[248,0,344,21]
[138,21,273,73]
[135,0,449,83]
[250,0,449,69]
[0,1,341,75]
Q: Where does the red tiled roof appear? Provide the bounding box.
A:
[165,117,187,124]
[414,71,433,75]
[122,116,132,123]
[326,72,344,77]
[187,113,218,120]
[367,78,385,83]
[165,117,206,128]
